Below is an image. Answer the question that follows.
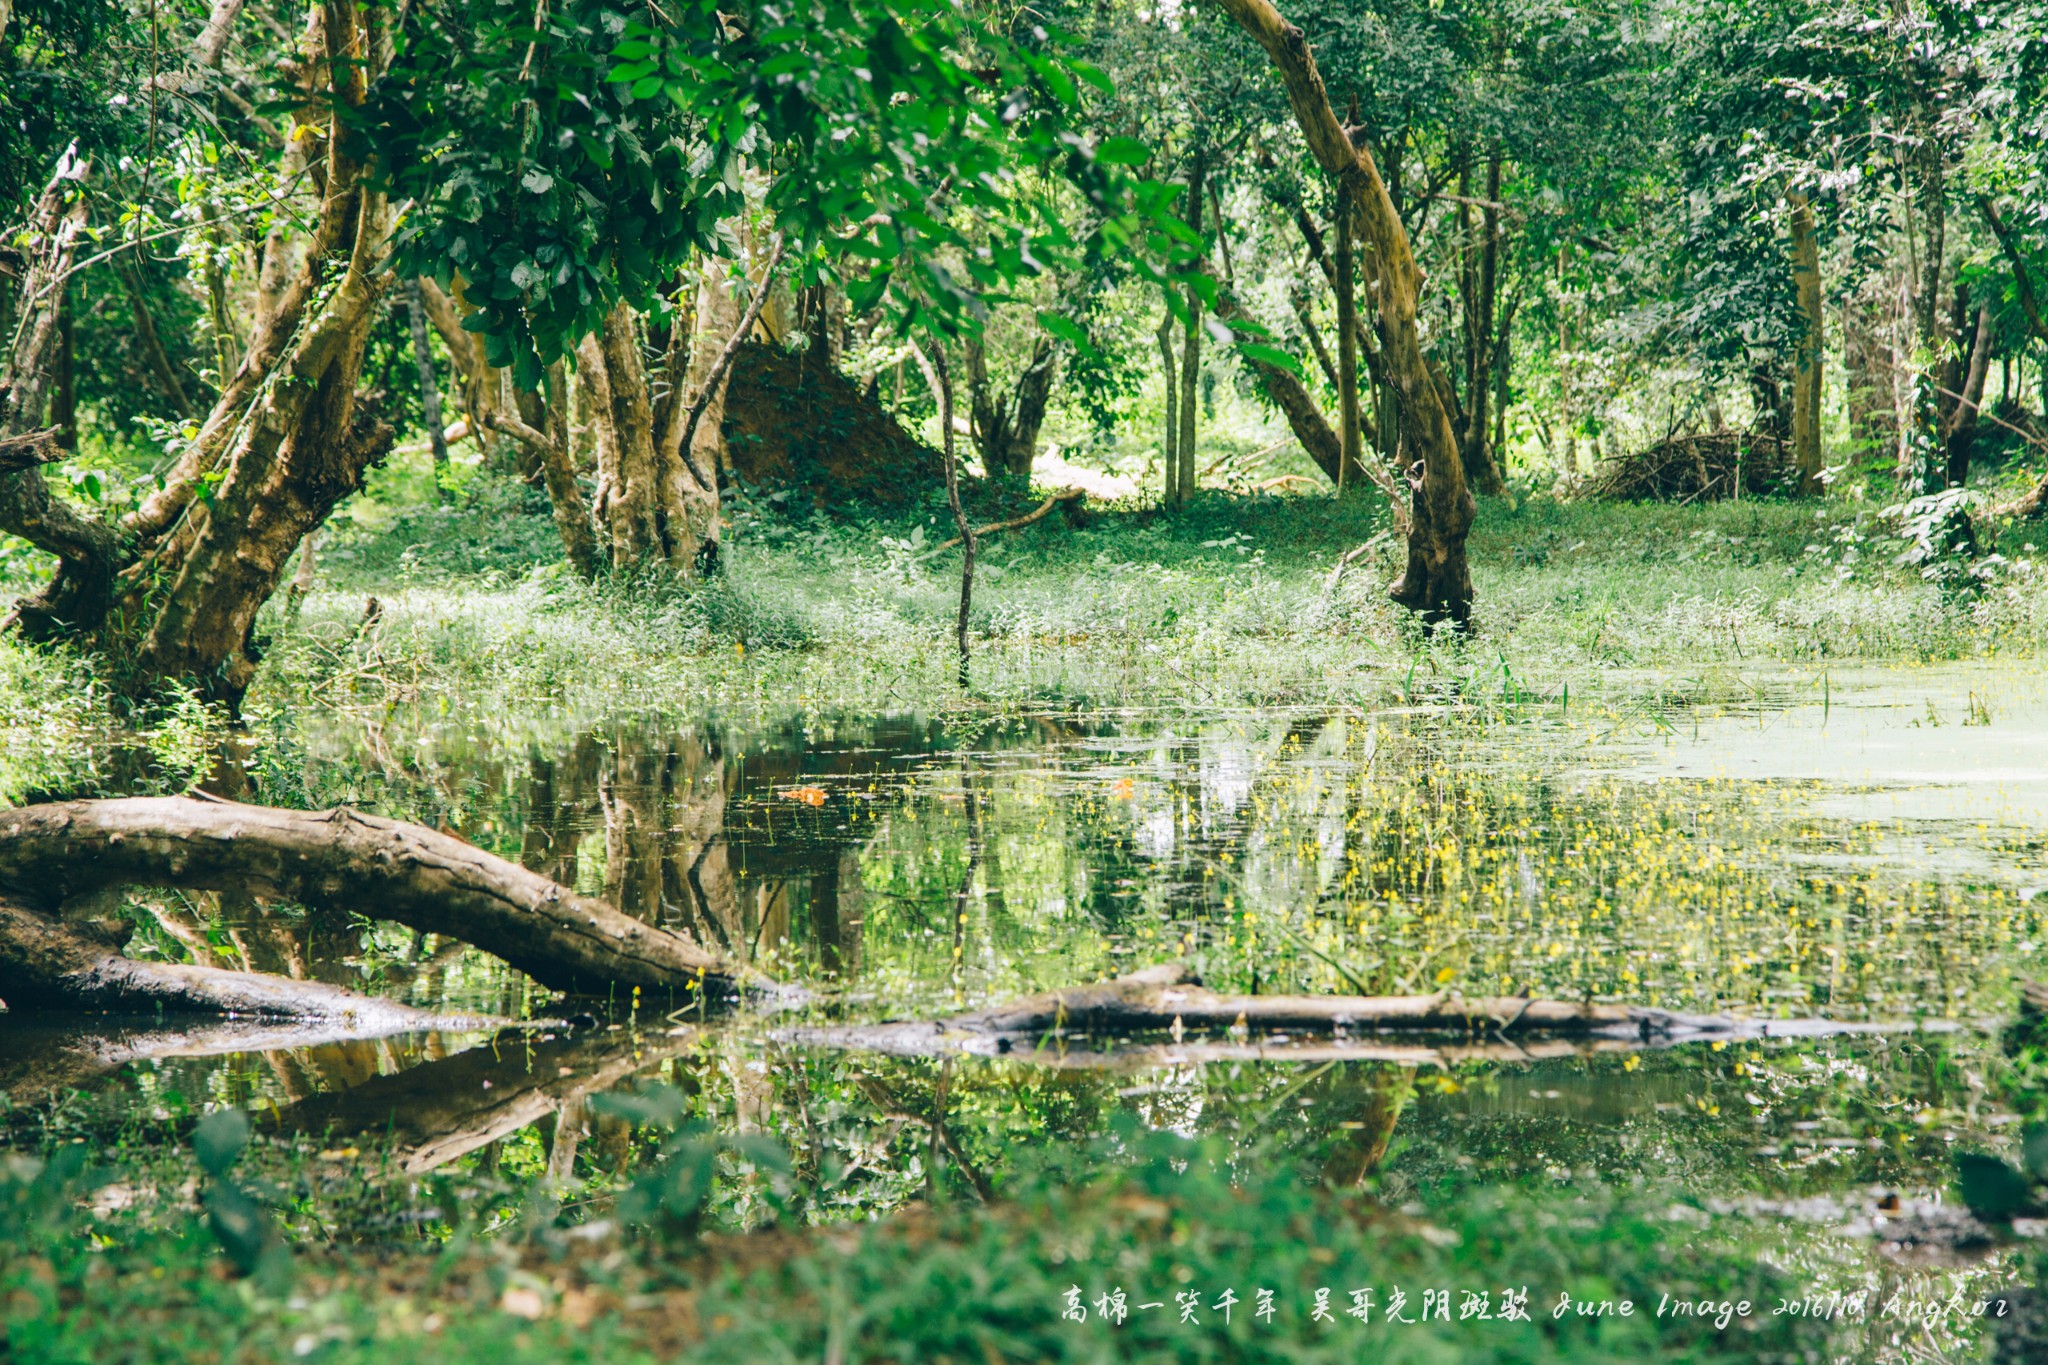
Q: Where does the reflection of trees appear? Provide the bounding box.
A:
[515,717,944,976]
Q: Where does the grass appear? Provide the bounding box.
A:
[223,480,2048,751]
[0,1107,1917,1365]
[4,473,2048,1363]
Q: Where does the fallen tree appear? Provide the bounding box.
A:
[0,794,772,1016]
[776,962,1934,1065]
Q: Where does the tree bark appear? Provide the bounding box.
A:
[1455,149,1506,495]
[1333,182,1362,499]
[0,796,774,1000]
[1,5,400,708]
[1944,302,1994,486]
[779,962,1794,1068]
[1156,305,1179,504]
[1215,0,1473,624]
[404,278,452,502]
[1789,191,1824,494]
[195,0,247,68]
[0,891,463,1026]
[965,333,1058,481]
[0,160,121,636]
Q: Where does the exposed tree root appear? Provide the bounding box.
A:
[0,794,776,1011]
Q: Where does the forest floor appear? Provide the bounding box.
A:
[5,474,2048,1363]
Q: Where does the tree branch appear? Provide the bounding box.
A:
[676,235,786,492]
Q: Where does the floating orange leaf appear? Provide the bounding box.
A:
[780,785,828,806]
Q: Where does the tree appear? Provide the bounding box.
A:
[1215,0,1475,624]
[0,0,1175,705]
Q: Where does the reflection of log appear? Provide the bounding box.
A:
[0,1014,500,1109]
[0,795,775,1004]
[269,1026,696,1174]
[947,963,1728,1036]
[0,893,465,1025]
[782,963,1941,1066]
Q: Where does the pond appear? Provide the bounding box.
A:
[6,664,2048,1359]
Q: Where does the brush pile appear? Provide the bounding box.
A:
[1583,431,1794,502]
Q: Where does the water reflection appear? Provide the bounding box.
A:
[5,671,2047,1312]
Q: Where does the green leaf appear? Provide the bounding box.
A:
[193,1108,251,1178]
[1238,343,1304,376]
[1956,1153,2035,1220]
[1037,312,1089,349]
[1067,59,1113,95]
[1092,136,1151,167]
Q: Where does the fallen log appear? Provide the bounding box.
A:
[0,892,477,1026]
[0,1012,504,1109]
[778,963,1948,1065]
[0,794,777,1009]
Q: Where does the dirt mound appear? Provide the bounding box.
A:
[722,342,936,507]
[1583,431,1794,502]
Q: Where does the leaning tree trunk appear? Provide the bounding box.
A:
[1,4,396,708]
[0,795,771,1008]
[1217,0,1473,624]
[1943,302,1994,487]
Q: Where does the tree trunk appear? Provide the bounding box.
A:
[1217,0,1473,624]
[0,161,122,637]
[0,891,457,1026]
[404,278,452,502]
[1944,302,1994,486]
[1455,149,1506,495]
[1333,182,1363,498]
[1789,190,1824,494]
[965,333,1058,481]
[1,5,396,708]
[0,795,772,1001]
[1156,305,1179,504]
[1174,159,1208,509]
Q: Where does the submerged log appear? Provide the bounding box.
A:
[0,794,775,1010]
[781,963,1939,1065]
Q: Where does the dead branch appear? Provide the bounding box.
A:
[677,235,787,492]
[0,427,65,471]
[0,795,778,1003]
[924,487,1084,555]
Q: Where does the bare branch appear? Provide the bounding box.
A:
[677,235,787,492]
